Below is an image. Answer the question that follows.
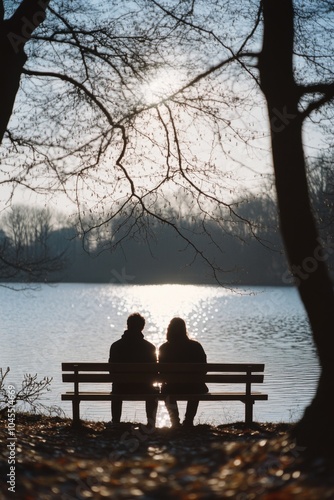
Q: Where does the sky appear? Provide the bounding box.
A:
[0,0,333,221]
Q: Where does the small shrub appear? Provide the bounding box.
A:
[0,366,63,416]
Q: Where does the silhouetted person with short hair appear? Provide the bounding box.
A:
[158,317,208,428]
[108,313,158,427]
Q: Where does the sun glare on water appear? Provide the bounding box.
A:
[111,283,232,347]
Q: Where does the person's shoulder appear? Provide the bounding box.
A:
[188,338,202,346]
[188,338,206,350]
[110,337,123,348]
[143,338,156,349]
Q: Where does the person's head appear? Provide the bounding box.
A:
[166,317,188,342]
[127,312,145,332]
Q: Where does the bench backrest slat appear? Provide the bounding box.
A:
[62,362,265,373]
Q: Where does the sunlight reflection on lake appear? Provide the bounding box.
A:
[1,283,319,426]
[102,283,234,347]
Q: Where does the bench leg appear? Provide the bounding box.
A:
[72,399,80,426]
[245,399,253,425]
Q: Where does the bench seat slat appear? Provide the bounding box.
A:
[61,391,269,401]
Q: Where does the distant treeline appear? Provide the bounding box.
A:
[1,176,333,285]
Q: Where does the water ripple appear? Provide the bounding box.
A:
[0,283,319,425]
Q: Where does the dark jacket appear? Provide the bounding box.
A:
[109,329,157,393]
[158,338,208,394]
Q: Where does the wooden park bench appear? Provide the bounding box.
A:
[61,362,268,426]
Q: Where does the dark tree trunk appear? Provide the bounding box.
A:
[259,0,334,455]
[0,0,50,143]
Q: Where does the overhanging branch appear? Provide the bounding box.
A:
[299,81,334,120]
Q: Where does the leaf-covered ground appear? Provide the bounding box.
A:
[1,414,334,499]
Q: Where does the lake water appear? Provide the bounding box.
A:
[1,283,320,427]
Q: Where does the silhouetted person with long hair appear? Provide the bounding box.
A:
[109,313,157,427]
[158,317,208,428]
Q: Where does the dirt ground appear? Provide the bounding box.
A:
[1,414,334,499]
